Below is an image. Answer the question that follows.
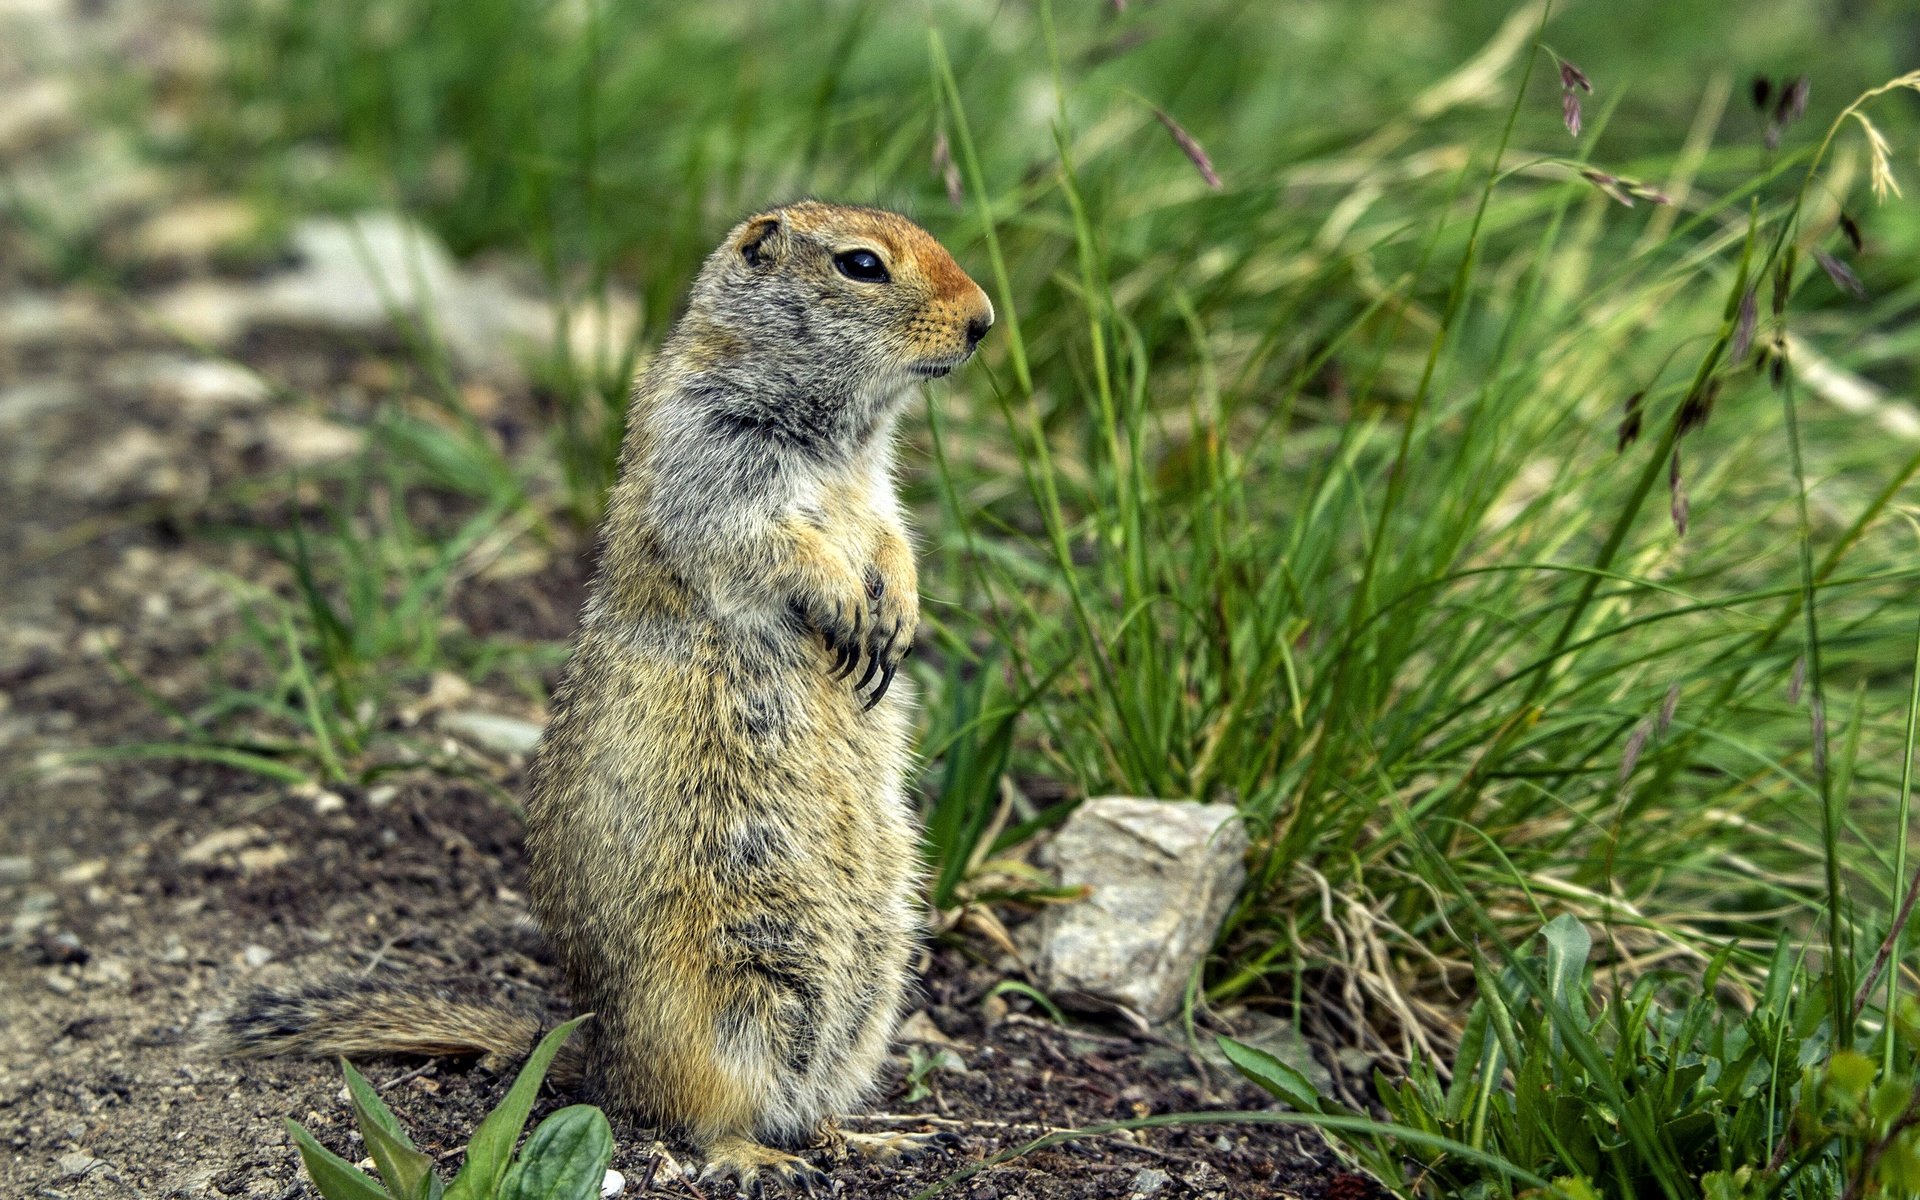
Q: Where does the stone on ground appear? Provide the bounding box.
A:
[1036,796,1248,1023]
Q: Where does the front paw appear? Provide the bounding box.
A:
[797,581,871,681]
[853,565,917,710]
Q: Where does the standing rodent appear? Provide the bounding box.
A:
[221,200,993,1191]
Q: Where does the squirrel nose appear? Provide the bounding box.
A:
[965,313,992,348]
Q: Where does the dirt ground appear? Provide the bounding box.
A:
[0,740,1352,1200]
[0,4,1373,1199]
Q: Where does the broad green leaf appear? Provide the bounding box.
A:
[446,1015,590,1200]
[1541,1177,1599,1200]
[341,1059,408,1138]
[498,1107,614,1200]
[1540,914,1591,1018]
[1886,1128,1920,1191]
[1442,1000,1488,1122]
[1215,1035,1322,1113]
[1872,1077,1909,1125]
[342,1059,439,1200]
[1825,1049,1875,1103]
[287,1119,393,1200]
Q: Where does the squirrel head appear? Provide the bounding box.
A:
[677,201,993,449]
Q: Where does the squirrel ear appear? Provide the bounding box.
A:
[738,216,784,268]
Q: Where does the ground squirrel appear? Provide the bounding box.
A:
[223,200,993,1191]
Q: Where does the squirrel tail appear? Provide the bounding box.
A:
[219,976,583,1085]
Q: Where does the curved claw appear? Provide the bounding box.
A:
[863,660,898,711]
[856,631,893,691]
[835,638,861,679]
[700,1138,827,1197]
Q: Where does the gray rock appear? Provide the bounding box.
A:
[0,856,31,885]
[125,197,263,265]
[1129,1168,1171,1197]
[255,214,551,379]
[178,825,264,866]
[1036,797,1248,1023]
[439,710,545,759]
[0,378,83,431]
[150,278,252,346]
[106,354,269,419]
[0,78,75,156]
[65,426,180,501]
[56,1152,108,1179]
[0,293,112,350]
[262,213,471,337]
[147,212,639,382]
[256,410,365,468]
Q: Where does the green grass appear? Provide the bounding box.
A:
[87,0,1920,1194]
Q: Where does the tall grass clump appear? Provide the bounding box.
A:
[140,0,1920,1195]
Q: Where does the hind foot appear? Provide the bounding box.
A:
[824,1120,956,1163]
[697,1135,829,1197]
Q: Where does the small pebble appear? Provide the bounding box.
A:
[57,858,106,885]
[600,1168,624,1198]
[438,710,544,758]
[243,944,274,968]
[0,855,32,884]
[1130,1168,1171,1197]
[37,930,88,964]
[57,1152,106,1179]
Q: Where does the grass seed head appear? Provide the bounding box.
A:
[1676,377,1720,437]
[1658,683,1681,735]
[1558,60,1591,137]
[932,130,964,207]
[1851,111,1902,202]
[1789,655,1807,705]
[1810,694,1828,777]
[1582,169,1634,207]
[1668,448,1688,538]
[1616,390,1645,451]
[1154,108,1222,189]
[1839,212,1863,254]
[1764,75,1810,150]
[1813,249,1866,299]
[1777,75,1810,124]
[1620,718,1652,782]
[1731,288,1758,362]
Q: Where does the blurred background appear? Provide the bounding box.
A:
[5,0,1920,1196]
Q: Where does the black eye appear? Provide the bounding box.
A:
[834,249,890,283]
